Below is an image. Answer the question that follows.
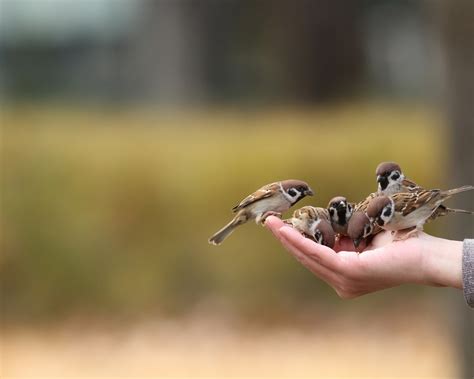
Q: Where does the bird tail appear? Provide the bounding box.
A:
[442,185,474,198]
[444,207,474,215]
[208,213,247,245]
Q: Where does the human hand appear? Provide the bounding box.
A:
[265,216,463,299]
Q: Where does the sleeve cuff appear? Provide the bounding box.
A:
[462,239,474,307]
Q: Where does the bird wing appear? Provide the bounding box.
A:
[402,178,422,192]
[392,190,441,216]
[354,192,378,212]
[232,182,277,212]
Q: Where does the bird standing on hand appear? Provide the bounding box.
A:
[375,161,419,195]
[375,161,473,219]
[208,180,314,245]
[327,196,353,236]
[346,211,377,249]
[287,206,335,248]
[366,185,474,240]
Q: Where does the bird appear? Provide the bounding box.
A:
[286,206,335,248]
[366,185,474,239]
[351,161,412,214]
[327,196,353,236]
[375,161,473,219]
[375,161,419,195]
[208,180,314,245]
[346,211,377,249]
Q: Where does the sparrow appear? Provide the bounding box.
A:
[375,161,473,219]
[346,211,377,249]
[351,161,413,214]
[375,161,419,195]
[366,185,474,239]
[353,191,378,214]
[327,196,353,236]
[208,180,314,245]
[287,206,335,248]
[349,193,381,249]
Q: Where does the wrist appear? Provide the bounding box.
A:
[422,236,463,289]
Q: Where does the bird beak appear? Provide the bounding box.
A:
[376,175,382,183]
[305,188,314,196]
[353,238,361,248]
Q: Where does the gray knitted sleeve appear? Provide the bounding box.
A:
[462,239,474,307]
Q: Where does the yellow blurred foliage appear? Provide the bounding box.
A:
[1,103,448,320]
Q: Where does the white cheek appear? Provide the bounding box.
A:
[381,206,394,223]
[309,219,321,235]
[283,190,300,203]
[363,226,372,238]
[346,208,352,219]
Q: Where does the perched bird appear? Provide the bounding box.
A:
[287,206,335,248]
[366,185,474,239]
[375,161,419,195]
[375,161,472,219]
[208,180,314,245]
[353,192,379,217]
[346,211,377,249]
[327,196,353,236]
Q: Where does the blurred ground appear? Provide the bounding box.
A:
[2,298,459,377]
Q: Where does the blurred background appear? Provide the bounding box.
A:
[1,0,473,377]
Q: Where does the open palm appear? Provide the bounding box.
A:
[265,216,462,298]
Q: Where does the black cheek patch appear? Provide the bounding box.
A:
[329,209,335,217]
[288,189,297,197]
[383,208,392,217]
[379,177,389,190]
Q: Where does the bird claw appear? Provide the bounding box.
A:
[259,211,282,225]
[393,227,419,241]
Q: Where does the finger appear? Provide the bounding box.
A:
[279,226,343,271]
[264,215,287,237]
[279,234,342,286]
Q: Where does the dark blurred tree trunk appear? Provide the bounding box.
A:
[439,1,474,378]
[268,0,363,102]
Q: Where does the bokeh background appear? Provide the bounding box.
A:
[1,0,473,377]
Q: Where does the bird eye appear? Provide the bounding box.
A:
[315,230,322,242]
[288,189,297,197]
